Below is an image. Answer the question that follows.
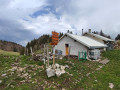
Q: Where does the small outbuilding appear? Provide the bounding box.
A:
[83,32,115,50]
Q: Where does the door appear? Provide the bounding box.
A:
[65,44,69,56]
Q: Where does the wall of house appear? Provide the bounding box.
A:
[84,34,104,44]
[54,35,88,56]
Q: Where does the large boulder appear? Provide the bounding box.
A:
[46,68,55,78]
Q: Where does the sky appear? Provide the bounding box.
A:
[0,0,120,46]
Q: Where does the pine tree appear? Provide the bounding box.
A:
[115,34,120,40]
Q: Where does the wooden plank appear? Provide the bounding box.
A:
[52,37,59,40]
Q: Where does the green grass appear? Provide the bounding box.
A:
[0,49,120,89]
[0,49,19,56]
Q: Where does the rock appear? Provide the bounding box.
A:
[22,73,28,77]
[42,58,46,64]
[95,80,98,82]
[96,66,103,70]
[0,80,2,83]
[62,88,66,90]
[46,68,55,78]
[86,73,90,76]
[55,63,60,68]
[59,56,63,60]
[34,73,36,75]
[99,59,110,64]
[55,69,61,77]
[61,65,65,70]
[61,70,65,74]
[17,67,24,72]
[109,83,114,89]
[1,74,7,77]
[65,65,69,68]
[52,64,56,69]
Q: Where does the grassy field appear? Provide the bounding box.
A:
[0,50,120,89]
[0,49,19,56]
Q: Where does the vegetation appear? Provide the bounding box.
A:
[0,49,19,56]
[0,49,120,89]
[25,32,63,55]
[92,30,111,39]
[115,34,120,40]
[0,40,23,52]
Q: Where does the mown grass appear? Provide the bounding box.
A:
[0,49,120,89]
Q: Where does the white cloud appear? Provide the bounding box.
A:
[20,13,73,35]
[0,0,120,46]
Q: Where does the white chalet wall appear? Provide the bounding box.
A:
[54,35,88,56]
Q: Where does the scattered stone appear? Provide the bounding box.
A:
[109,83,114,89]
[55,68,61,77]
[42,58,46,64]
[86,73,90,76]
[0,80,2,83]
[61,70,65,74]
[96,65,103,70]
[95,80,98,82]
[99,59,110,64]
[34,73,36,75]
[62,88,66,90]
[66,72,73,76]
[59,56,63,60]
[65,65,69,68]
[46,68,55,78]
[55,63,60,68]
[1,74,7,77]
[61,65,65,70]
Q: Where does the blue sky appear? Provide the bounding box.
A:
[0,0,120,46]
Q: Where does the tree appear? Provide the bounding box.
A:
[107,35,111,39]
[20,47,25,55]
[59,32,63,38]
[100,30,105,37]
[70,31,73,34]
[115,34,120,40]
[67,30,70,33]
[92,31,99,34]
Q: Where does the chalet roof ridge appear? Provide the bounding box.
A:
[59,33,107,49]
[83,32,114,42]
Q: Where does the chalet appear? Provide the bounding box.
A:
[54,32,114,60]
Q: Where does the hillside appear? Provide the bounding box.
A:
[25,33,63,54]
[0,50,120,89]
[0,40,23,52]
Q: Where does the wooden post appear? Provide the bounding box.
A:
[27,48,28,55]
[30,47,33,56]
[47,45,49,67]
[44,44,46,64]
[53,46,55,69]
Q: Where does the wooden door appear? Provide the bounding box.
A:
[65,44,69,56]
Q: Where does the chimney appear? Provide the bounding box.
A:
[82,29,83,35]
[88,29,91,33]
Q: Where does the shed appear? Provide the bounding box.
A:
[83,32,115,50]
